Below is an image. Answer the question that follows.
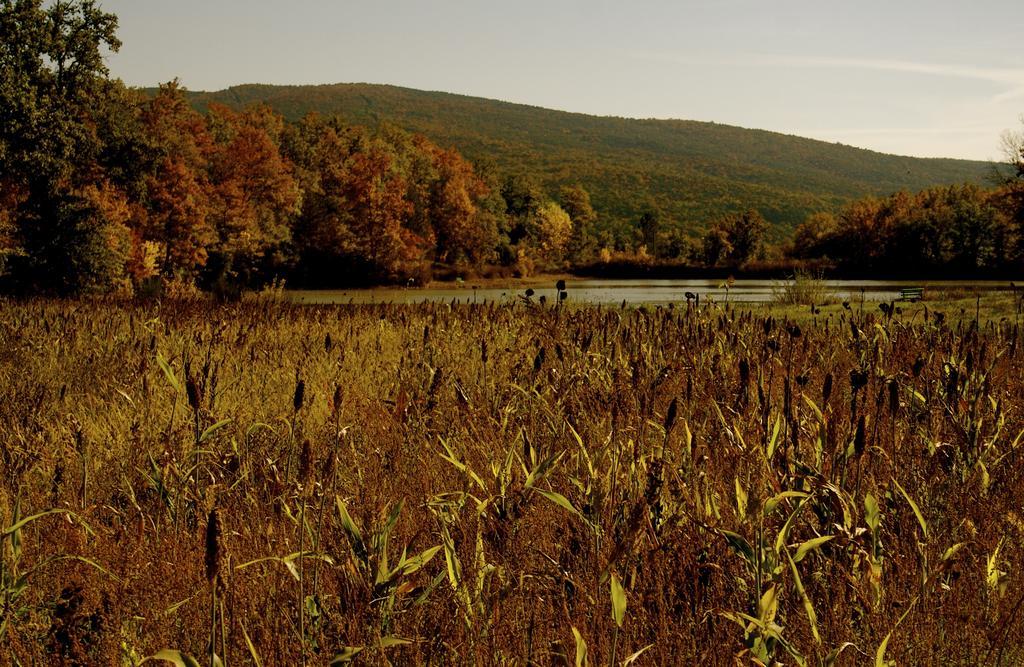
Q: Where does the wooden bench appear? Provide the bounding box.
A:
[898,287,923,302]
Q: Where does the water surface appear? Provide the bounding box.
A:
[287,279,1013,306]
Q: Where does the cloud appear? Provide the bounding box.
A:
[993,86,1024,104]
[756,55,1023,85]
[628,51,1024,104]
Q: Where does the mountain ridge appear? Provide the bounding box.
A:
[174,82,995,240]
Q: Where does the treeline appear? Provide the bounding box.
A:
[186,83,995,237]
[786,181,1024,276]
[584,175,1024,277]
[2,1,1023,295]
[0,1,598,294]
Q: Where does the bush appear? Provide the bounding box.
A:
[770,270,837,305]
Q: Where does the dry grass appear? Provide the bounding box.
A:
[1,297,1024,665]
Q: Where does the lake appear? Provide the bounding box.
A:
[286,279,1015,306]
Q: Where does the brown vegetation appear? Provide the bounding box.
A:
[2,297,1024,664]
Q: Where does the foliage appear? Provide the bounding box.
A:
[0,3,1018,292]
[702,209,769,267]
[180,83,994,243]
[769,270,837,306]
[2,298,1024,663]
[0,0,124,292]
[790,184,1018,275]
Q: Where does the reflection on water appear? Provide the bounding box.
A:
[287,279,1012,306]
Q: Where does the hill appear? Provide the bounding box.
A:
[181,83,996,240]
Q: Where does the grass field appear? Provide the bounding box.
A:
[2,296,1024,665]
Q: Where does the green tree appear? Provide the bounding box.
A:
[703,209,768,266]
[0,0,124,291]
[700,226,732,267]
[501,174,544,220]
[724,209,768,264]
[790,212,837,259]
[638,205,661,253]
[559,184,597,262]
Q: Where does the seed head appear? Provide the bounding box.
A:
[663,397,678,434]
[186,377,201,412]
[888,378,899,414]
[293,377,305,413]
[299,438,313,484]
[204,509,223,584]
[331,384,344,418]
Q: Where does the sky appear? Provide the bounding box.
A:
[100,0,1024,161]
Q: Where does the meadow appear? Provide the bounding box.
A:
[2,295,1024,665]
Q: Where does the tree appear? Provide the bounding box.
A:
[559,185,597,262]
[428,146,496,266]
[498,174,547,265]
[702,209,768,266]
[0,180,25,277]
[340,139,418,280]
[790,212,837,259]
[501,174,544,220]
[638,204,661,253]
[0,0,124,291]
[139,82,214,278]
[205,104,301,283]
[700,226,732,267]
[525,201,573,264]
[999,118,1024,259]
[0,0,120,186]
[723,209,768,264]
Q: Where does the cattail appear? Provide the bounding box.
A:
[425,367,443,412]
[205,509,223,585]
[533,347,545,373]
[299,438,313,484]
[663,397,678,434]
[644,457,664,508]
[186,376,201,412]
[912,356,925,378]
[293,377,305,413]
[854,415,866,457]
[945,366,959,402]
[822,373,833,405]
[888,378,899,414]
[324,332,333,352]
[321,448,336,482]
[330,384,344,418]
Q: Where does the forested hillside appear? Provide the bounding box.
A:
[184,83,995,238]
[4,0,1019,296]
